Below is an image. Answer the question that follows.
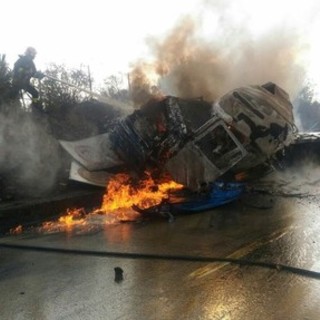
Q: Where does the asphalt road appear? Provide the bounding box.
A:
[1,174,320,320]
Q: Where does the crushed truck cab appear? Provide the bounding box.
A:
[60,82,296,191]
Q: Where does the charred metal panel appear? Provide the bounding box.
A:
[213,83,296,172]
[166,118,247,189]
[109,97,191,171]
[109,115,152,172]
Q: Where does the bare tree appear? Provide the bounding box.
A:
[100,73,130,103]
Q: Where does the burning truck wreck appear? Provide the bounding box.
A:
[59,82,297,213]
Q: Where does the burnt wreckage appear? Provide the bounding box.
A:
[60,82,297,209]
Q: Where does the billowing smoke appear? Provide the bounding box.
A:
[129,6,307,106]
[0,106,62,197]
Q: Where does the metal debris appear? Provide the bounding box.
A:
[114,267,124,283]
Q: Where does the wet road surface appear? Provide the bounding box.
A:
[1,185,320,319]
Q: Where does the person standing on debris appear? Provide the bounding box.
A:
[10,47,45,108]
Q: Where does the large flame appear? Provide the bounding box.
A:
[100,173,183,212]
[26,173,184,234]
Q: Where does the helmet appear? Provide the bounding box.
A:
[25,47,37,57]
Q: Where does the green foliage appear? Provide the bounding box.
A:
[0,54,12,103]
[40,63,92,112]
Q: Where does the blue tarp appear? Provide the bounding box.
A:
[172,181,245,213]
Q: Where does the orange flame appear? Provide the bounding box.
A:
[36,173,183,234]
[39,208,88,233]
[10,225,23,235]
[99,173,183,212]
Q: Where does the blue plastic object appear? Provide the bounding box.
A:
[172,181,245,213]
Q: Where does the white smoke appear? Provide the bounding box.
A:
[0,106,62,197]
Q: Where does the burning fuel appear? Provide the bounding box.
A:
[10,225,23,235]
[39,208,88,234]
[9,173,184,235]
[98,173,183,212]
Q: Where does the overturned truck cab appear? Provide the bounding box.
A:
[60,82,296,191]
